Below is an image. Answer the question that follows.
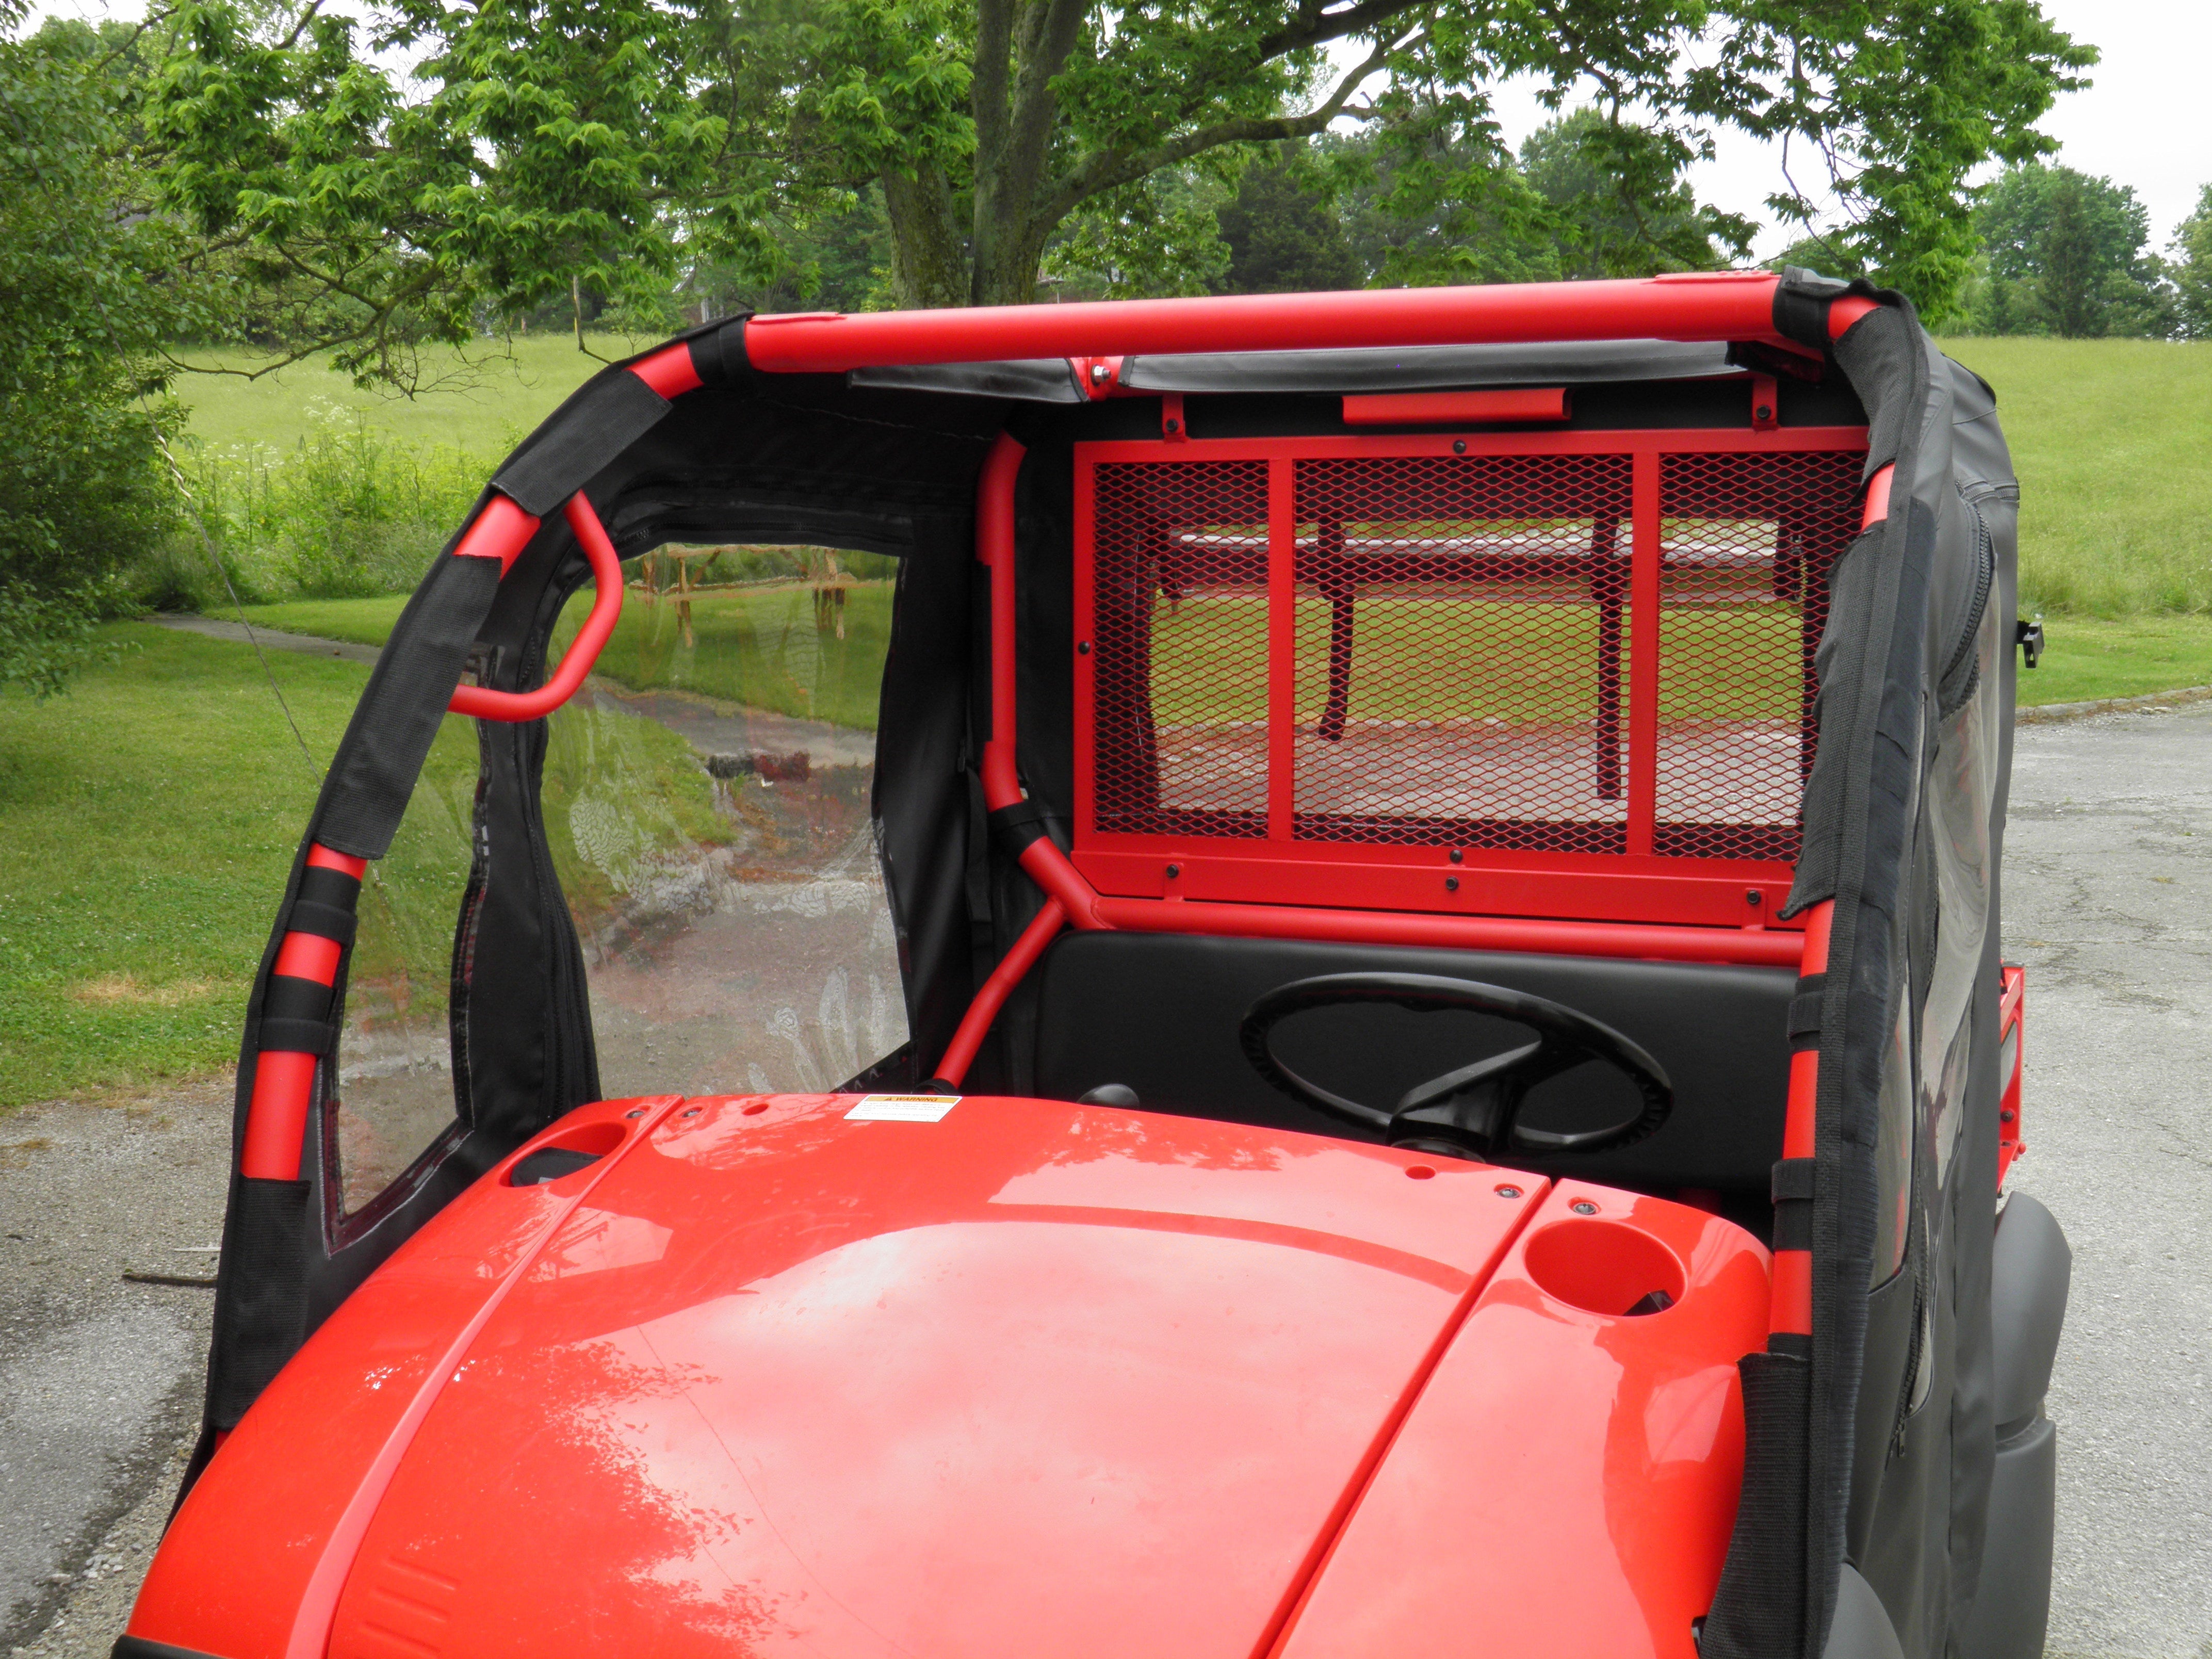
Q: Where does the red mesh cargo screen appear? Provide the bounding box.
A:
[1083,440,1863,868]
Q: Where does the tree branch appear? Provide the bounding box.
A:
[1037,27,1403,226]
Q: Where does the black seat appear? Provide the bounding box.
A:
[1029,932,1792,1215]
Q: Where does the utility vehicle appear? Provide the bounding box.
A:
[121,269,2069,1659]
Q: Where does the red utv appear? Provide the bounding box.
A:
[120,270,2069,1659]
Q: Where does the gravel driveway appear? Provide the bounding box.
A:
[4,702,2208,1658]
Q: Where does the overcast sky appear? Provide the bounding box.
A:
[31,0,2205,258]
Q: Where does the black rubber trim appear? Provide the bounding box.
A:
[112,1639,225,1659]
[1787,971,1825,1051]
[1773,267,1853,349]
[988,800,1059,856]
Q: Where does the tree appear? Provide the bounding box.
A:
[2172,185,2212,341]
[0,6,196,695]
[142,0,2090,365]
[1970,162,2173,337]
[1518,110,1750,279]
[1215,151,1359,294]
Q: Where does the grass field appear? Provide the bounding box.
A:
[0,623,725,1110]
[168,333,647,454]
[1938,337,2212,617]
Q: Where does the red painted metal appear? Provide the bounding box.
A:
[138,1093,1633,1659]
[1769,899,1833,1337]
[306,844,368,877]
[1998,963,2026,1185]
[270,931,341,984]
[1342,388,1571,426]
[1750,373,1780,431]
[1274,1180,1769,1658]
[1094,892,1806,968]
[449,493,626,722]
[744,272,1797,372]
[449,493,540,576]
[630,340,704,399]
[1862,463,1894,528]
[933,898,1067,1085]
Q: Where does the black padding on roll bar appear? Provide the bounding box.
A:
[988,800,1060,855]
[315,549,502,861]
[493,371,673,516]
[1771,1156,1816,1251]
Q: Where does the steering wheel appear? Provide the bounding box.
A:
[1239,972,1673,1162]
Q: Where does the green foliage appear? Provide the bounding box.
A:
[0,6,196,694]
[1967,164,2173,338]
[141,0,2091,358]
[2172,187,2212,343]
[1215,153,1359,294]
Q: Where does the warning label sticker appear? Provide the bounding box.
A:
[844,1094,961,1123]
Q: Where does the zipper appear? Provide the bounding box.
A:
[1937,500,1995,720]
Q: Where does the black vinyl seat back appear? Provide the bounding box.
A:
[1030,932,1793,1210]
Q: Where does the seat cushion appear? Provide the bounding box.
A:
[1030,931,1793,1200]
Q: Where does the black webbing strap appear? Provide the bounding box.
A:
[1771,1156,1816,1252]
[258,973,338,1056]
[287,865,363,946]
[1787,970,1825,1052]
[1772,267,1852,349]
[988,799,1060,857]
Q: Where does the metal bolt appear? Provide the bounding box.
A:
[1452,439,1468,454]
[1756,403,1774,422]
[1449,848,1463,864]
[1746,888,1763,906]
[1165,863,1181,880]
[1570,1199,1599,1215]
[625,1108,645,1118]
[1495,1184,1523,1199]
[1444,876,1460,892]
[1165,418,1180,433]
[1090,362,1109,383]
[2000,1109,2015,1123]
[1077,640,1091,655]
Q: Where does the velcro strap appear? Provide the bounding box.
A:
[1787,971,1826,1052]
[257,1017,335,1057]
[988,800,1059,856]
[297,866,363,909]
[286,900,357,947]
[1771,1156,1816,1251]
[262,973,335,1023]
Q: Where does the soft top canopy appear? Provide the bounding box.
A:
[197,269,2016,1659]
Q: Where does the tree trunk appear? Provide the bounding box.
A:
[880,165,970,309]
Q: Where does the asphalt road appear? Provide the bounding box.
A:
[4,702,2209,1657]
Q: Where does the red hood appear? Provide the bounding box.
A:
[135,1094,1766,1659]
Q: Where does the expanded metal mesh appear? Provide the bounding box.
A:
[1091,460,1271,836]
[1655,451,1862,860]
[1085,444,1862,864]
[1291,453,1635,852]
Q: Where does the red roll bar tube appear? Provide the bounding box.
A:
[449,492,626,722]
[747,272,1879,373]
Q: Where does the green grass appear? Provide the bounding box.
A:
[237,581,896,731]
[0,622,727,1110]
[2012,614,2212,705]
[1938,337,2212,617]
[169,334,648,454]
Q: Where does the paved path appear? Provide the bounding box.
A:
[5,701,2211,1656]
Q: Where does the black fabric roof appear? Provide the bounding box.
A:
[847,338,1748,403]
